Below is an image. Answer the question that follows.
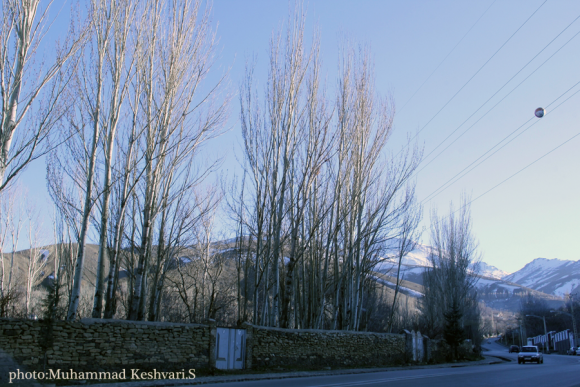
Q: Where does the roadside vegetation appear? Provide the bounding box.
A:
[0,0,485,358]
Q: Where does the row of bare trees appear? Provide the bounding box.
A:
[0,0,470,336]
[43,0,228,322]
[0,0,249,326]
[0,0,85,318]
[229,10,422,330]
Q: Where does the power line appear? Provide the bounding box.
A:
[417,32,580,202]
[415,14,580,176]
[421,82,580,203]
[406,0,547,144]
[399,0,497,112]
[428,125,580,230]
[420,115,533,203]
[454,128,580,215]
[420,79,580,204]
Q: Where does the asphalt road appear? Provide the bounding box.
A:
[188,338,580,387]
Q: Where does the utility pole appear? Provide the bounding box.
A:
[517,318,524,347]
[570,294,579,348]
[526,314,547,352]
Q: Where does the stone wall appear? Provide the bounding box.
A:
[0,317,431,379]
[0,318,211,374]
[246,324,407,368]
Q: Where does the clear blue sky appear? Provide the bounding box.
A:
[22,0,580,274]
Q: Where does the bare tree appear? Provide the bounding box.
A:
[420,198,481,354]
[67,0,117,321]
[0,186,17,294]
[324,44,421,331]
[102,123,142,319]
[127,0,228,321]
[235,11,422,330]
[0,0,86,191]
[23,204,46,316]
[92,0,139,319]
[146,170,216,321]
[165,202,237,325]
[238,6,327,328]
[387,201,421,333]
[0,185,22,315]
[44,210,77,321]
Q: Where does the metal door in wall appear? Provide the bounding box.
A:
[215,328,245,370]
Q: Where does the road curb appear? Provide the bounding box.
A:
[67,356,506,387]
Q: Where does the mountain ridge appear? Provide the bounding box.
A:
[380,241,510,280]
[502,257,580,297]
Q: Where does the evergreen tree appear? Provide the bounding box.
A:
[42,270,64,322]
[444,300,465,361]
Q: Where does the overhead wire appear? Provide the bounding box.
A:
[395,2,580,239]
[398,0,497,112]
[417,33,580,203]
[465,130,580,209]
[425,93,580,231]
[420,79,580,204]
[436,125,580,227]
[390,1,577,231]
[403,0,547,146]
[415,13,580,177]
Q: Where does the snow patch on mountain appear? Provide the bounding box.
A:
[474,277,521,292]
[503,258,580,297]
[381,240,433,267]
[478,261,510,279]
[555,279,580,296]
[371,275,424,298]
[378,240,509,280]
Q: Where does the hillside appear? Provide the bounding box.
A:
[378,241,509,279]
[9,240,572,317]
[502,257,580,297]
[5,243,100,290]
[374,242,565,313]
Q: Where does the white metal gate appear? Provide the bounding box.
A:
[215,328,245,370]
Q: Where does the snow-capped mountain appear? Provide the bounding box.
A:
[373,249,564,314]
[502,258,580,297]
[380,243,432,267]
[395,243,433,267]
[383,246,578,299]
[378,241,508,279]
[478,261,510,280]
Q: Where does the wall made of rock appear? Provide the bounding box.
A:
[0,318,210,373]
[248,325,406,368]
